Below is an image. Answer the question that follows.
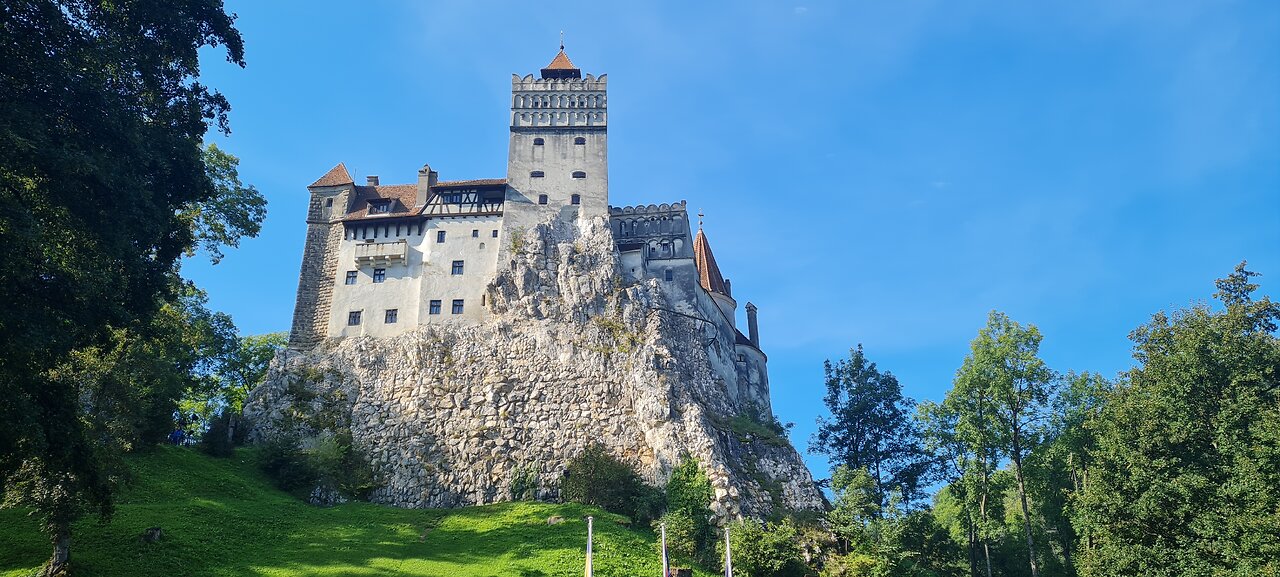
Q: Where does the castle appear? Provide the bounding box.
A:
[288,47,772,415]
[253,47,822,516]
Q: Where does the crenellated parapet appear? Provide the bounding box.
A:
[609,201,692,259]
[510,73,607,129]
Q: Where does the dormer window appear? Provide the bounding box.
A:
[530,171,545,178]
[533,138,545,145]
[368,200,391,214]
[574,137,586,145]
[572,171,586,179]
[443,192,464,204]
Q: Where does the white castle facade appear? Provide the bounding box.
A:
[288,48,772,412]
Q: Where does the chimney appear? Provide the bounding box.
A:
[366,175,380,186]
[723,278,733,298]
[416,164,437,206]
[746,302,759,348]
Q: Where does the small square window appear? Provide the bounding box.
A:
[491,230,499,238]
[533,137,544,145]
[538,194,548,205]
[451,260,464,275]
[572,171,586,179]
[451,299,464,314]
[471,229,479,238]
[373,268,386,283]
[571,194,581,205]
[345,271,358,285]
[574,137,586,145]
[530,171,545,178]
[429,300,441,315]
[347,311,362,326]
[385,309,398,324]
[437,230,446,243]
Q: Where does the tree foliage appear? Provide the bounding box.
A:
[813,344,931,510]
[1073,262,1280,576]
[560,444,662,524]
[0,1,251,571]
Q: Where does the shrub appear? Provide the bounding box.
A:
[721,518,809,577]
[255,430,377,500]
[511,465,539,501]
[661,458,715,561]
[560,444,662,523]
[200,411,236,457]
[256,434,318,494]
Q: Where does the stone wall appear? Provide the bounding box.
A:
[248,216,824,518]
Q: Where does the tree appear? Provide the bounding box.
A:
[1073,263,1280,576]
[723,518,808,577]
[954,311,1056,577]
[813,344,931,512]
[0,2,248,571]
[658,458,715,561]
[936,362,1003,577]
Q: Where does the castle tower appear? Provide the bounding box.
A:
[289,163,355,350]
[502,45,608,235]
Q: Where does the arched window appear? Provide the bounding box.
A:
[574,137,586,145]
[572,171,586,179]
[571,194,581,205]
[530,171,544,178]
[533,137,544,145]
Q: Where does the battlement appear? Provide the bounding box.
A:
[609,201,687,216]
[511,72,607,129]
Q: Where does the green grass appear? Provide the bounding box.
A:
[0,447,715,577]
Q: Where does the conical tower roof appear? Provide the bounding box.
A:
[693,228,728,295]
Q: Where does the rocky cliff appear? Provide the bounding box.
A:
[245,216,825,518]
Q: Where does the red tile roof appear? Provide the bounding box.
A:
[309,163,354,188]
[693,228,728,295]
[545,50,578,70]
[345,184,419,219]
[433,178,508,188]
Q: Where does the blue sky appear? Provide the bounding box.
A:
[189,0,1279,481]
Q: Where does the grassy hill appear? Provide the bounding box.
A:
[0,447,715,577]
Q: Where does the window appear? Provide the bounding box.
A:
[538,194,548,205]
[571,194,581,205]
[451,299,464,314]
[533,137,544,145]
[491,230,499,238]
[385,309,398,324]
[574,136,586,145]
[345,271,358,285]
[471,229,479,238]
[530,170,544,178]
[664,269,673,281]
[572,171,586,179]
[373,268,386,283]
[437,230,446,243]
[325,198,333,207]
[443,192,464,203]
[368,200,391,214]
[451,260,464,275]
[429,300,441,315]
[347,311,362,326]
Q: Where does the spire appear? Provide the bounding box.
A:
[541,35,581,80]
[693,226,728,295]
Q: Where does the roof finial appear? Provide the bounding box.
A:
[697,209,704,229]
[560,30,565,51]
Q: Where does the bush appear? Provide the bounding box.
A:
[256,434,318,494]
[199,410,248,458]
[721,518,809,577]
[659,458,715,562]
[560,444,662,523]
[255,430,377,500]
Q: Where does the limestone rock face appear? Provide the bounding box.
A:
[245,216,824,517]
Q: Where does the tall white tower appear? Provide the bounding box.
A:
[503,46,608,234]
